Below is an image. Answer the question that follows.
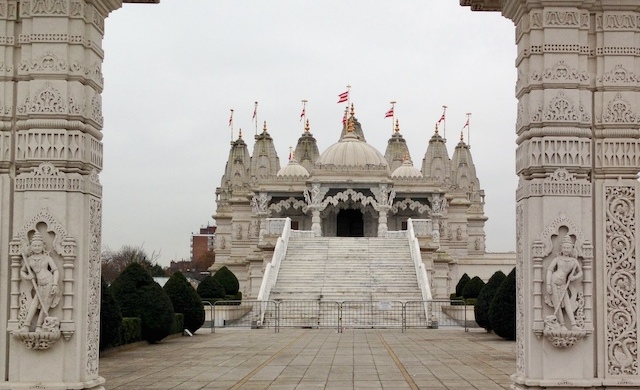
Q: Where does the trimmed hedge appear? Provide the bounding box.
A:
[475,270,506,332]
[163,272,205,333]
[172,313,185,334]
[138,283,175,343]
[489,267,516,340]
[455,273,471,298]
[121,317,142,345]
[462,276,486,300]
[109,262,156,317]
[212,266,240,296]
[99,276,122,351]
[197,275,226,300]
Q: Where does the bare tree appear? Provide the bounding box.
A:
[101,244,164,284]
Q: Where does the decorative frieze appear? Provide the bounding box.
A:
[16,130,103,169]
[14,162,102,197]
[525,168,591,198]
[596,13,640,31]
[595,140,640,172]
[268,197,306,215]
[19,51,67,73]
[598,93,640,124]
[544,10,579,27]
[605,185,637,375]
[86,198,101,377]
[30,0,68,16]
[515,203,524,374]
[598,65,639,85]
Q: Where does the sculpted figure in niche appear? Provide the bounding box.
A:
[20,232,61,332]
[236,224,243,240]
[546,235,583,330]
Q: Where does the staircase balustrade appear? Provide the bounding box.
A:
[406,218,433,319]
[257,217,292,324]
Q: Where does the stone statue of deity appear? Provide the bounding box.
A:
[546,235,583,331]
[19,232,61,333]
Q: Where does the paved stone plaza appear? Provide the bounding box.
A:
[99,328,515,389]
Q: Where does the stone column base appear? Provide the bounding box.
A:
[0,378,104,390]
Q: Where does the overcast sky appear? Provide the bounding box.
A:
[100,1,518,267]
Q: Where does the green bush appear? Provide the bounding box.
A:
[172,313,185,334]
[109,262,156,317]
[138,283,175,343]
[163,272,205,333]
[120,317,142,345]
[212,266,240,296]
[462,276,486,300]
[197,275,226,300]
[465,298,477,306]
[455,273,471,298]
[489,267,516,340]
[100,276,122,351]
[475,270,506,332]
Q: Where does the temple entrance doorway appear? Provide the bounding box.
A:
[336,209,364,237]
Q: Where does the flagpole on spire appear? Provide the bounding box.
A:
[252,102,258,135]
[300,99,307,126]
[386,101,396,134]
[465,112,471,148]
[229,109,234,142]
[346,85,351,107]
[442,105,447,141]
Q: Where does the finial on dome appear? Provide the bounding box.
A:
[288,146,292,161]
[239,128,243,139]
[305,119,310,133]
[350,103,355,117]
[394,119,400,133]
[263,121,267,133]
[460,131,464,142]
[435,123,439,135]
[403,152,409,162]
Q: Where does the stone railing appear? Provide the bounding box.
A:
[407,219,433,306]
[257,218,291,323]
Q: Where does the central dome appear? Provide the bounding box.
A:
[316,133,388,168]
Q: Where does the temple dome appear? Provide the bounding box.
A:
[391,158,423,178]
[276,158,309,177]
[316,133,388,168]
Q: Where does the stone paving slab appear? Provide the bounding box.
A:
[99,328,515,390]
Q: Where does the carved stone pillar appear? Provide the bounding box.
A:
[464,0,640,388]
[311,208,322,236]
[377,207,389,237]
[0,1,156,388]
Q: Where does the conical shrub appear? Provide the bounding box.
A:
[489,267,516,340]
[474,270,506,332]
[462,276,485,300]
[455,273,471,298]
[163,272,205,333]
[197,275,226,300]
[212,266,240,296]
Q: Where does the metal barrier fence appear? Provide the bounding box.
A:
[210,299,469,333]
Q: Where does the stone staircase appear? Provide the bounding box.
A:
[266,236,425,328]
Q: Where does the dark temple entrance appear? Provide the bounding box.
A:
[336,209,364,237]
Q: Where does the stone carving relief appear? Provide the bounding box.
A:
[544,10,579,27]
[303,183,323,206]
[597,140,640,170]
[19,52,67,73]
[86,198,101,377]
[526,138,591,168]
[70,1,83,17]
[542,61,588,82]
[373,184,395,208]
[410,219,432,237]
[596,13,638,30]
[390,198,430,215]
[90,94,103,125]
[430,194,447,215]
[18,82,66,114]
[599,93,640,124]
[235,224,243,240]
[528,168,591,197]
[544,91,579,121]
[269,197,306,214]
[265,218,287,235]
[605,186,637,375]
[218,235,225,250]
[515,204,524,375]
[532,215,592,348]
[250,220,260,238]
[31,0,68,15]
[599,64,639,84]
[251,192,270,214]
[319,188,376,212]
[8,209,78,350]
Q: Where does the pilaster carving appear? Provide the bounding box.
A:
[531,215,593,348]
[8,209,77,347]
[605,185,637,375]
[528,168,591,197]
[544,10,579,27]
[18,82,66,114]
[598,64,639,85]
[86,198,101,377]
[598,93,640,124]
[516,203,524,374]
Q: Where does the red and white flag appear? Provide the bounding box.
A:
[228,109,234,127]
[337,90,349,103]
[437,112,445,124]
[462,118,470,129]
[300,106,306,121]
[252,102,258,122]
[342,110,347,126]
[384,106,394,118]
